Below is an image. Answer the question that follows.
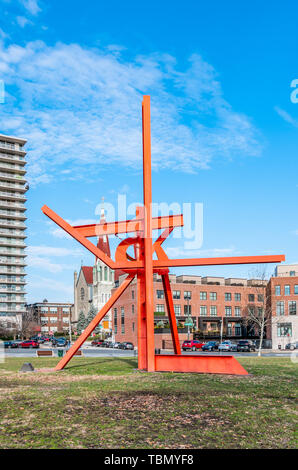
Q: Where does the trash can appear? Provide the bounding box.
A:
[278,344,281,350]
[58,349,64,357]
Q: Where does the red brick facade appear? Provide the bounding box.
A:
[112,274,267,348]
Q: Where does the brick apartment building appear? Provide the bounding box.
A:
[27,301,73,335]
[267,264,298,349]
[112,273,268,349]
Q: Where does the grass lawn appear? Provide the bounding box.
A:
[0,356,297,449]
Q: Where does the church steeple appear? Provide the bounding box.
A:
[96,197,111,261]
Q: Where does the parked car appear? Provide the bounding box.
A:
[237,340,256,352]
[4,341,16,348]
[51,337,68,347]
[20,340,39,349]
[91,340,104,347]
[101,341,110,348]
[182,340,205,351]
[218,341,237,352]
[202,341,219,351]
[113,342,121,349]
[285,341,298,350]
[119,342,134,350]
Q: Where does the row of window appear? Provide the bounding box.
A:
[156,289,263,302]
[275,285,298,296]
[156,304,242,317]
[276,301,297,315]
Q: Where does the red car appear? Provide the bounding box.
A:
[20,340,39,349]
[91,340,104,347]
[182,340,204,351]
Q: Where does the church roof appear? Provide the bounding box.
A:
[81,266,93,285]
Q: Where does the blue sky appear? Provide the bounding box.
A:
[0,0,297,302]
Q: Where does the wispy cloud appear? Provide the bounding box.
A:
[28,275,73,298]
[16,16,32,28]
[0,42,261,183]
[47,219,98,239]
[19,0,41,16]
[165,245,238,258]
[274,106,298,128]
[27,245,84,257]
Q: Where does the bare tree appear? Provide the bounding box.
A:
[18,309,40,339]
[244,266,277,356]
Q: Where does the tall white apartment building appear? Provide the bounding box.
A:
[0,134,27,332]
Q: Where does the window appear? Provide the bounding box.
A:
[200,305,207,316]
[157,290,164,299]
[295,285,298,295]
[174,305,181,315]
[235,323,241,336]
[104,266,108,281]
[121,307,125,334]
[210,305,217,316]
[132,322,135,332]
[132,304,134,314]
[277,323,292,337]
[285,285,290,296]
[132,290,135,299]
[290,271,296,276]
[80,288,85,300]
[200,291,207,300]
[173,290,180,300]
[248,294,255,302]
[114,308,117,334]
[210,292,217,301]
[234,293,241,302]
[184,291,191,300]
[276,301,284,315]
[225,293,232,301]
[275,285,281,296]
[258,294,264,302]
[184,304,191,315]
[227,323,232,336]
[225,306,232,317]
[289,301,297,315]
[235,306,241,317]
[156,304,165,312]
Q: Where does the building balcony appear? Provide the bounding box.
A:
[0,173,26,183]
[0,181,27,192]
[0,210,27,220]
[0,200,26,210]
[0,192,27,201]
[0,230,27,238]
[0,143,26,156]
[0,220,26,228]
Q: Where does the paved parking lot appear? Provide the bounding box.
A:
[2,346,293,358]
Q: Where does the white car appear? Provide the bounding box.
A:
[218,341,236,351]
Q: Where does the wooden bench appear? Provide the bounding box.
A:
[36,350,53,357]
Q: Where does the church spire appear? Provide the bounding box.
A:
[95,196,111,262]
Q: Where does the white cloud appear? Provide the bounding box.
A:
[27,254,73,273]
[274,106,298,128]
[19,0,41,16]
[16,16,31,28]
[0,42,261,183]
[47,219,98,239]
[27,245,84,257]
[165,245,238,258]
[28,275,73,297]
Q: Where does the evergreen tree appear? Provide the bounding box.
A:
[86,304,101,334]
[77,311,86,335]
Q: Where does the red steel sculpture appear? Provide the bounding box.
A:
[42,96,285,375]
